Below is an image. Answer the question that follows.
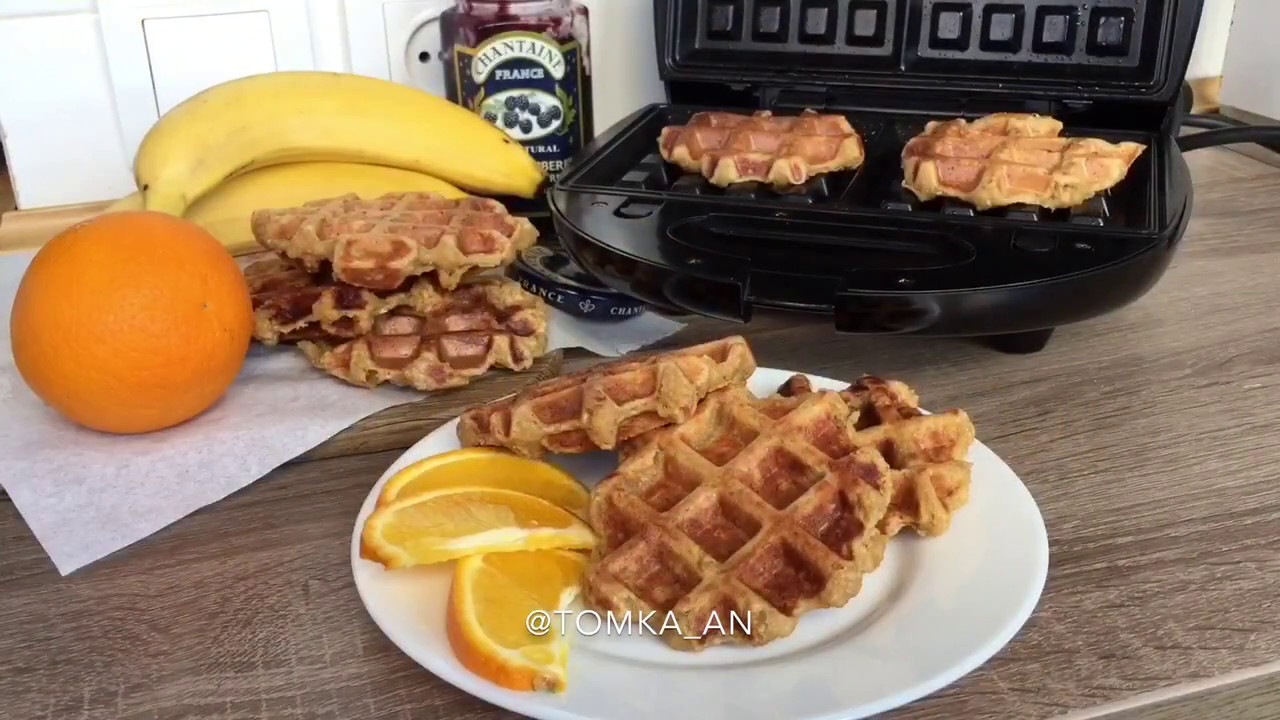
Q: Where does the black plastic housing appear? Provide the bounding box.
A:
[548,0,1203,343]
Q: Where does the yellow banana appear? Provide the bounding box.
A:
[104,193,145,212]
[133,71,544,216]
[102,161,466,255]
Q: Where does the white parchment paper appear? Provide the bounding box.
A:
[0,250,685,575]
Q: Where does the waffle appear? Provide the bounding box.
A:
[250,192,538,291]
[902,112,1147,210]
[244,256,416,345]
[583,375,975,651]
[659,109,866,188]
[777,374,975,538]
[456,336,757,458]
[296,276,550,391]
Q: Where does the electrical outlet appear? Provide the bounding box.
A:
[382,0,451,98]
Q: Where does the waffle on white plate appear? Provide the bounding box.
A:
[582,372,975,651]
[456,335,758,458]
[250,192,538,291]
[775,374,975,538]
[901,112,1147,210]
[659,109,866,188]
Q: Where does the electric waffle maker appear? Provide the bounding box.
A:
[548,0,1256,354]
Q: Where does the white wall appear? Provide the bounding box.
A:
[1187,0,1237,79]
[0,11,136,209]
[305,0,350,71]
[1220,0,1280,121]
[0,0,95,17]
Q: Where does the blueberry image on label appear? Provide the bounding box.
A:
[454,32,585,183]
[481,89,564,142]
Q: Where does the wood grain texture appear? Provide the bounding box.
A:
[0,200,111,254]
[0,199,260,257]
[1188,76,1222,115]
[0,157,15,214]
[1065,662,1280,720]
[4,147,1280,719]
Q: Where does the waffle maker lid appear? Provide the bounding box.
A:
[547,0,1204,343]
[656,0,1199,106]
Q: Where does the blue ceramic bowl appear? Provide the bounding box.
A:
[508,245,647,322]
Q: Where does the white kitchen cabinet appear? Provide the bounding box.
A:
[142,13,280,116]
[0,13,136,210]
[0,0,322,210]
[99,0,318,167]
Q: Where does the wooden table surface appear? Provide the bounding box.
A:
[4,146,1280,720]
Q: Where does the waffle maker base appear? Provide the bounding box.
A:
[549,0,1207,354]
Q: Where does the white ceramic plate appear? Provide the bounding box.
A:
[351,368,1050,720]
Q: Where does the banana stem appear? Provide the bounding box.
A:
[142,189,189,217]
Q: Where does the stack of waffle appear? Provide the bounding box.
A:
[243,192,550,391]
[456,335,977,650]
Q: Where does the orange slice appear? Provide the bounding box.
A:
[360,487,595,568]
[376,448,589,517]
[446,549,586,693]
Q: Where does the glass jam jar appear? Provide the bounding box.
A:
[440,0,593,189]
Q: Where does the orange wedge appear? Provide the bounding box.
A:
[360,487,595,568]
[376,448,590,518]
[446,549,586,693]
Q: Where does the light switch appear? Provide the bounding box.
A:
[143,12,278,115]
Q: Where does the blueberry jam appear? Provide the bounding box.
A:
[440,0,594,196]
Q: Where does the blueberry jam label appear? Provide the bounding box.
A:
[452,31,585,182]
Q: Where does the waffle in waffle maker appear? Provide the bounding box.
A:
[548,0,1271,354]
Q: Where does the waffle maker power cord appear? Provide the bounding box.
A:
[1177,125,1280,153]
[1176,81,1280,154]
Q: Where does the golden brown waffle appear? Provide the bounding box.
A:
[244,256,414,345]
[584,375,976,651]
[296,276,549,391]
[659,109,865,188]
[901,112,1147,210]
[583,385,891,651]
[777,374,974,538]
[250,192,538,291]
[456,336,757,458]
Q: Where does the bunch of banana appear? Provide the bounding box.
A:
[105,162,469,255]
[106,71,545,254]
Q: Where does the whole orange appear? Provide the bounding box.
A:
[10,211,253,434]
